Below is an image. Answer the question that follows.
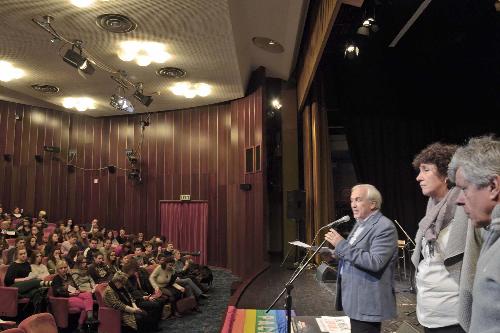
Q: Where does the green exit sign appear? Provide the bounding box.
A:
[180,194,191,201]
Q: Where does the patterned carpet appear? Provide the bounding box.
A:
[158,267,239,333]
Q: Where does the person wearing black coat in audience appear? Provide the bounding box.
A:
[122,259,164,331]
[4,248,50,298]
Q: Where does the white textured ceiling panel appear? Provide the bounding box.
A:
[0,0,307,117]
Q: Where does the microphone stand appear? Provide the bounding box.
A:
[266,238,329,333]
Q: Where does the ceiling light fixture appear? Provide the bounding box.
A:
[357,17,379,37]
[62,97,96,112]
[33,15,154,107]
[344,43,360,59]
[252,37,284,53]
[110,94,134,113]
[133,83,153,107]
[63,41,95,75]
[169,82,212,99]
[110,80,134,113]
[118,41,171,67]
[71,0,94,8]
[0,61,25,82]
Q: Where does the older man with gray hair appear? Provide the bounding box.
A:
[448,135,500,332]
[325,184,398,333]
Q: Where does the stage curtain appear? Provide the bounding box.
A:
[302,83,336,249]
[159,201,208,265]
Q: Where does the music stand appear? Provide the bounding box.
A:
[394,219,416,293]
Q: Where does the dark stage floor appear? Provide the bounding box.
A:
[237,261,422,332]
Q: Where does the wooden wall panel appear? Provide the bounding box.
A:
[0,86,265,277]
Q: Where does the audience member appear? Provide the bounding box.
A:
[28,250,50,280]
[71,255,96,293]
[47,246,63,274]
[52,259,96,332]
[88,252,112,283]
[103,271,148,333]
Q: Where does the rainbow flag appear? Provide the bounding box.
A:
[222,307,294,333]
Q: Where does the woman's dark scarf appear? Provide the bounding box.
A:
[109,281,133,307]
[418,186,461,256]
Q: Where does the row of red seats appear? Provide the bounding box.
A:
[1,312,58,333]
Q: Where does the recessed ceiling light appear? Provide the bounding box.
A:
[96,14,137,33]
[118,41,171,67]
[252,37,284,53]
[62,97,96,112]
[0,61,25,82]
[71,0,94,8]
[31,84,60,93]
[169,82,212,98]
[156,67,186,79]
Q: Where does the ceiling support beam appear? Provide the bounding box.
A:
[389,0,433,47]
[296,0,363,111]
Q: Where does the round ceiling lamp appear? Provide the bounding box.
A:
[252,37,284,53]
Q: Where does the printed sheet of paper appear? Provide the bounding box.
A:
[316,316,351,332]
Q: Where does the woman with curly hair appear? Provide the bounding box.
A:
[411,142,481,333]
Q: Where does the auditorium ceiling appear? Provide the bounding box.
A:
[0,0,309,116]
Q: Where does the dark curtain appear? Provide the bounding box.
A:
[159,201,208,265]
[342,112,498,239]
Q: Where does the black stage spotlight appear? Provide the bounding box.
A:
[63,42,95,75]
[133,90,153,107]
[344,43,360,59]
[133,83,153,107]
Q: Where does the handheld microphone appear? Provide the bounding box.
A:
[320,215,350,230]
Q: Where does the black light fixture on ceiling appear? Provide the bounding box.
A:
[63,40,95,75]
[344,42,360,59]
[133,83,153,107]
[357,18,379,36]
[356,6,379,37]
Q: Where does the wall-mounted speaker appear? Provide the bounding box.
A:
[240,183,252,191]
[34,155,43,163]
[107,165,116,173]
[3,154,12,161]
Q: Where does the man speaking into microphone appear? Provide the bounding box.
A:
[325,184,398,333]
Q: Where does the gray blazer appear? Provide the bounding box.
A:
[334,211,398,322]
[469,204,500,333]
